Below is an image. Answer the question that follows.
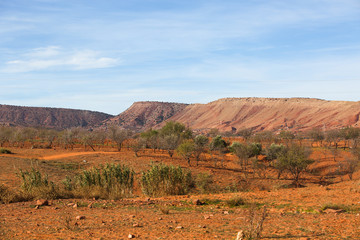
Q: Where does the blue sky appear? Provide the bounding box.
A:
[1,0,360,115]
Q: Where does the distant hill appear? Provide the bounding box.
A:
[0,104,113,129]
[2,98,360,132]
[168,98,360,132]
[102,101,189,131]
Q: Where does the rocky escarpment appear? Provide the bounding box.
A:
[0,104,113,129]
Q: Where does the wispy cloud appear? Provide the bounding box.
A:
[1,46,119,73]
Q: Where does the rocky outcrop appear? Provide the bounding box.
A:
[103,101,188,131]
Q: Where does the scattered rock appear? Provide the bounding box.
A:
[204,215,211,219]
[133,223,141,227]
[323,208,345,214]
[88,203,93,208]
[36,199,49,206]
[128,234,135,238]
[158,217,162,220]
[223,211,229,215]
[76,215,85,220]
[176,226,183,229]
[73,203,78,208]
[129,215,135,218]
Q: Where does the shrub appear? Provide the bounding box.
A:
[0,184,18,204]
[0,148,12,154]
[226,196,247,207]
[141,163,194,197]
[242,204,268,240]
[177,140,195,165]
[72,163,135,199]
[195,172,214,194]
[18,168,59,200]
[275,145,313,185]
[265,143,286,161]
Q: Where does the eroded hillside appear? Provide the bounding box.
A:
[169,98,360,132]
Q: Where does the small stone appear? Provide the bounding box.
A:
[158,217,162,220]
[76,215,85,220]
[176,226,183,229]
[34,205,39,209]
[133,223,141,227]
[128,234,135,238]
[73,203,78,208]
[88,203,93,208]
[223,211,229,215]
[204,215,211,219]
[323,208,345,214]
[36,199,48,206]
[129,215,135,218]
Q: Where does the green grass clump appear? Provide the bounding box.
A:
[68,163,135,199]
[225,196,246,207]
[0,148,12,154]
[141,163,194,197]
[18,168,59,200]
[320,203,355,213]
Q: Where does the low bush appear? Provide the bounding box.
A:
[226,196,246,207]
[195,172,215,194]
[69,163,135,199]
[0,184,19,204]
[18,168,59,200]
[141,163,194,197]
[0,148,12,154]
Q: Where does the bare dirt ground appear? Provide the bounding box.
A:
[1,146,360,239]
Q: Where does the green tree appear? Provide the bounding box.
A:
[177,140,195,166]
[194,135,209,165]
[275,145,313,185]
[209,135,228,167]
[141,129,159,152]
[230,141,250,170]
[159,134,180,157]
[265,143,286,161]
[248,143,262,159]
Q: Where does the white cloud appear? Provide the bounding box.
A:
[1,46,119,73]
